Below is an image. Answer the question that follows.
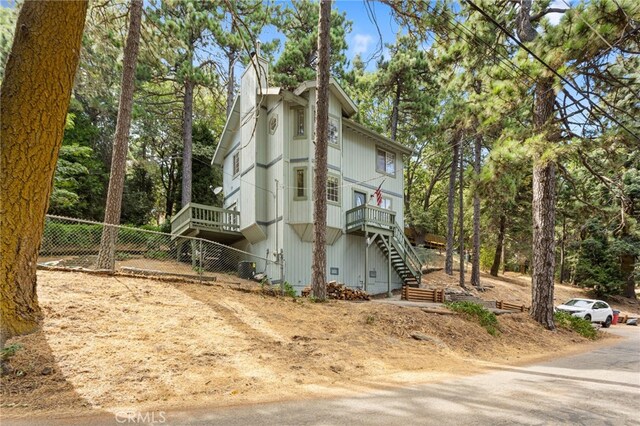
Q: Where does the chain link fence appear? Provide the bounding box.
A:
[38,215,279,283]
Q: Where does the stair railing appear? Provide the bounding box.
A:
[392,222,422,282]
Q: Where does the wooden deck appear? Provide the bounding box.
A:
[171,203,243,243]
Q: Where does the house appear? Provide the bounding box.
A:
[171,51,421,295]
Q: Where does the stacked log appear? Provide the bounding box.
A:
[301,281,370,301]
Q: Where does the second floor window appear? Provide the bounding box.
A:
[294,167,306,200]
[233,152,240,176]
[327,175,339,203]
[376,148,396,176]
[294,108,305,137]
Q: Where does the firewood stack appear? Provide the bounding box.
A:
[301,281,370,301]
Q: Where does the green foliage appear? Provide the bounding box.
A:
[1,343,23,362]
[49,104,109,220]
[446,301,500,336]
[0,5,16,77]
[191,122,222,206]
[121,163,157,226]
[554,312,598,340]
[272,0,352,89]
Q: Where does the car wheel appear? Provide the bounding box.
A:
[603,316,612,328]
[584,314,591,322]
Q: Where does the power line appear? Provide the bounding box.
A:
[465,0,640,143]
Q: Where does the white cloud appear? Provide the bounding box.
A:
[547,0,567,26]
[352,33,373,56]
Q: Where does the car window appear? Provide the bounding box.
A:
[564,300,592,308]
[594,302,608,309]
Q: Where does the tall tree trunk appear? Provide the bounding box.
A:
[311,0,331,300]
[459,139,465,287]
[530,77,557,330]
[490,215,506,276]
[96,0,144,270]
[0,0,87,348]
[226,51,236,117]
[390,81,401,141]
[559,216,566,284]
[445,131,460,275]
[182,78,194,207]
[621,254,637,299]
[471,131,482,287]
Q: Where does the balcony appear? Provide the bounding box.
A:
[171,203,243,243]
[345,204,396,236]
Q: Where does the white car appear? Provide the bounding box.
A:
[555,298,614,328]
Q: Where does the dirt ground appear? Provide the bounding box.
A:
[0,269,632,420]
[422,269,639,318]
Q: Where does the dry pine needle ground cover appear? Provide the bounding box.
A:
[0,270,625,419]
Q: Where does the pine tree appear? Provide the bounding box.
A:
[0,0,88,348]
[96,0,144,270]
[311,0,332,301]
[272,0,350,90]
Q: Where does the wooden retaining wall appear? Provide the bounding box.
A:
[496,300,528,312]
[402,286,446,303]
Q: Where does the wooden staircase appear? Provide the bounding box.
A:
[374,223,422,287]
[345,204,422,287]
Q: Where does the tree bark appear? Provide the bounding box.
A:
[490,215,506,277]
[621,254,637,299]
[530,77,557,330]
[96,0,144,270]
[226,51,236,117]
[0,0,88,348]
[459,138,465,288]
[390,81,401,141]
[559,216,566,284]
[311,0,331,300]
[182,78,194,208]
[445,131,460,275]
[471,131,482,287]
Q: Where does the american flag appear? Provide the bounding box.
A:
[373,180,384,206]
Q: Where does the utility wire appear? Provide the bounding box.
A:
[465,0,640,143]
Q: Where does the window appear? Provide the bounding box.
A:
[232,152,240,176]
[380,197,392,210]
[294,108,305,137]
[354,190,367,207]
[294,167,306,200]
[327,175,339,203]
[376,148,396,176]
[328,116,339,145]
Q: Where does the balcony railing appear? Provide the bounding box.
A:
[171,202,240,236]
[345,204,396,233]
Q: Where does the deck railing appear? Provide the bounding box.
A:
[391,222,422,281]
[171,203,240,235]
[345,204,396,233]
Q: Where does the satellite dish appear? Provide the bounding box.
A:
[213,186,223,195]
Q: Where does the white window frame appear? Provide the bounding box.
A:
[293,167,307,200]
[327,174,340,205]
[328,115,340,147]
[293,107,306,139]
[376,147,396,177]
[232,152,240,177]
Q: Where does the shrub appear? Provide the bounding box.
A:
[554,312,598,340]
[1,343,23,362]
[446,301,500,336]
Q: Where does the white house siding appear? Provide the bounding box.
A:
[342,127,405,229]
[282,226,403,294]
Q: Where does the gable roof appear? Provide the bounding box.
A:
[212,95,240,166]
[342,118,413,156]
[294,78,358,118]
